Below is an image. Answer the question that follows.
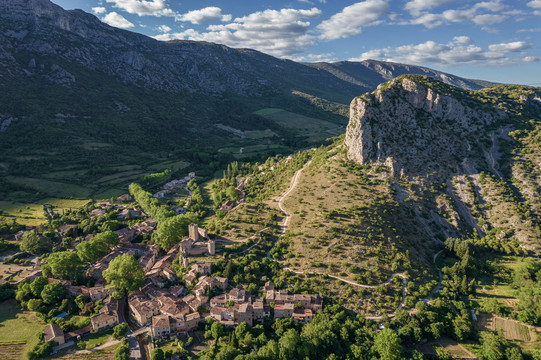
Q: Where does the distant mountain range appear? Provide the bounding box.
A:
[0,0,495,99]
[0,0,500,197]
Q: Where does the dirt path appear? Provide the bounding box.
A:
[267,160,312,259]
[265,158,446,320]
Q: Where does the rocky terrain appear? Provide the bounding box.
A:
[345,75,541,253]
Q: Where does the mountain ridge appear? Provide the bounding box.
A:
[0,0,496,98]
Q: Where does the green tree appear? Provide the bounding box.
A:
[75,294,89,310]
[155,214,198,251]
[114,338,130,360]
[47,251,83,280]
[211,321,224,340]
[26,298,43,312]
[480,332,505,360]
[113,323,129,339]
[373,328,402,360]
[104,254,144,297]
[151,348,165,360]
[278,329,304,360]
[30,276,49,297]
[76,231,119,264]
[40,282,65,305]
[20,230,51,255]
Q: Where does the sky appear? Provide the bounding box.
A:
[50,0,541,86]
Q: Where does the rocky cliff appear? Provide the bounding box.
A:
[345,75,504,178]
[345,75,541,253]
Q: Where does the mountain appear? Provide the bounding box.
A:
[0,0,495,98]
[345,75,541,254]
[0,0,499,201]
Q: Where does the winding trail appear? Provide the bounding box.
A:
[264,158,445,319]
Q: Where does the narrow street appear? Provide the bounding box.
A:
[123,296,148,360]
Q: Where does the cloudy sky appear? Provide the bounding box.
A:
[51,0,541,86]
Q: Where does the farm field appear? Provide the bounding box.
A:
[472,254,525,314]
[5,176,93,199]
[418,338,477,359]
[476,313,533,343]
[45,344,119,359]
[0,198,91,226]
[0,299,46,360]
[254,108,343,136]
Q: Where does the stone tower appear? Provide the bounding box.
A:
[189,223,199,241]
[207,240,215,255]
[181,256,189,268]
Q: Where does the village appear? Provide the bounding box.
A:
[7,180,323,359]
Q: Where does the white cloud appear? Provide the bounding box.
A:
[523,56,541,62]
[154,8,322,56]
[350,38,534,66]
[157,25,171,33]
[287,52,336,62]
[317,0,388,40]
[488,41,531,52]
[407,1,507,28]
[176,7,232,24]
[472,14,507,25]
[517,27,541,32]
[104,0,176,17]
[92,7,107,14]
[404,0,453,16]
[102,12,135,28]
[527,0,541,8]
[453,35,472,44]
[527,0,541,15]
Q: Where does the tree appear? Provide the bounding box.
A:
[113,323,129,339]
[211,321,224,340]
[480,332,505,360]
[20,230,51,255]
[155,214,198,251]
[47,251,83,280]
[151,348,165,360]
[104,254,144,297]
[76,231,119,264]
[373,328,402,360]
[278,329,304,360]
[114,338,130,360]
[26,298,43,312]
[75,294,89,310]
[41,282,65,305]
[30,276,49,297]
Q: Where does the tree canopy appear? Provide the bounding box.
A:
[155,213,198,251]
[104,254,144,297]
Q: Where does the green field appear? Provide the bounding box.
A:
[255,108,342,136]
[0,300,47,360]
[0,198,92,226]
[6,177,93,199]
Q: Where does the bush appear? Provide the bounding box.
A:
[113,323,129,339]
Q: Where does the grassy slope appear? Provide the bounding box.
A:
[0,300,47,360]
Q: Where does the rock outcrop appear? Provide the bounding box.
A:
[345,75,503,178]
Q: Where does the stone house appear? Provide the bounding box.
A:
[43,323,65,345]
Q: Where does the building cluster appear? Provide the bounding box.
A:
[207,281,321,328]
[168,223,215,257]
[220,177,251,212]
[154,172,196,199]
[37,198,324,348]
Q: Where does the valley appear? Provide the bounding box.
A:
[0,0,540,359]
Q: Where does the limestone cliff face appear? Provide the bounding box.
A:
[345,76,502,178]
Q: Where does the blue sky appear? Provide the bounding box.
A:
[50,0,541,86]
